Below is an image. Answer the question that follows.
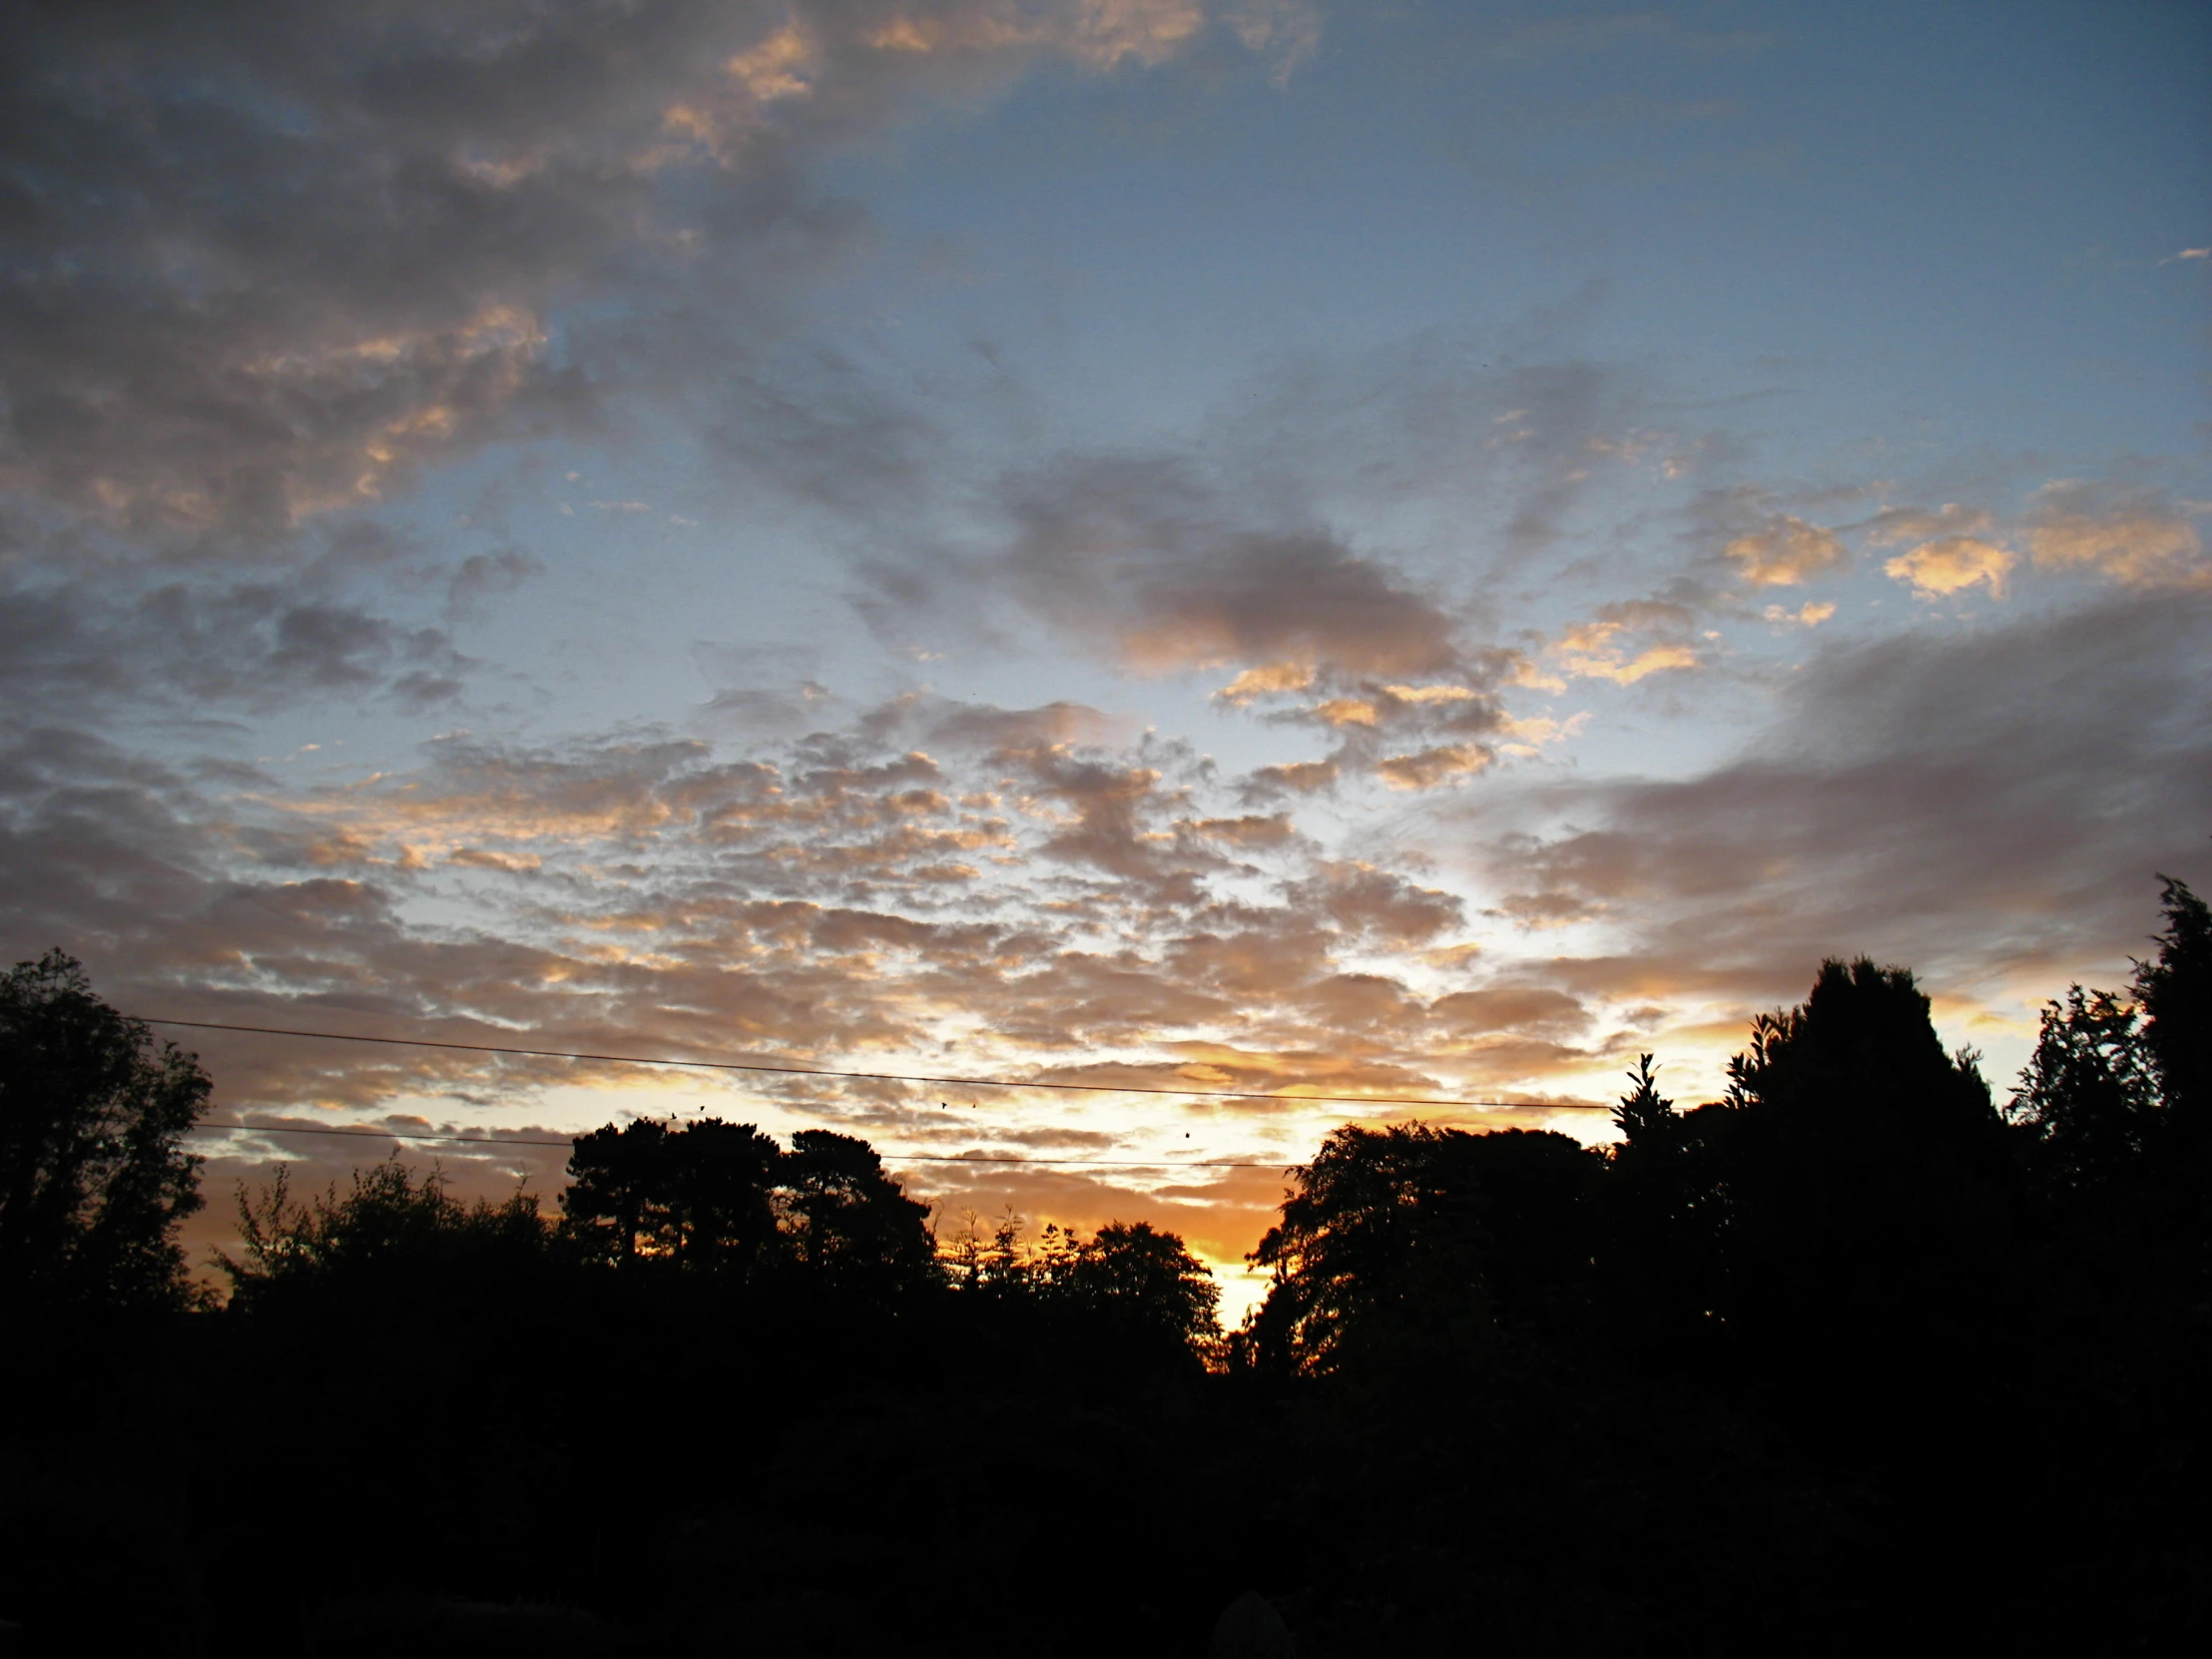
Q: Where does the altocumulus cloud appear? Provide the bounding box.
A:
[0,0,1298,537]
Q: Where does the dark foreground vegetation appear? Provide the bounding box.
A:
[2,874,2208,1655]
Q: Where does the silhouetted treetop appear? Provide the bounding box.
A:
[2135,874,2211,1142]
[558,1118,938,1298]
[2010,985,2159,1194]
[1056,1221,1220,1345]
[562,1116,781,1273]
[1612,1054,1676,1148]
[0,949,209,1312]
[223,1157,550,1312]
[779,1128,938,1294]
[1726,956,1998,1150]
[1247,1123,1602,1379]
[2009,873,2212,1202]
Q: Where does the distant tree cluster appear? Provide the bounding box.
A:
[216,1111,1227,1369]
[946,1209,1222,1360]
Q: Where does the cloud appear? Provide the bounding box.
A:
[1242,758,1341,799]
[5,680,1610,1161]
[1549,600,1701,684]
[1865,502,1993,546]
[1449,589,2212,1017]
[1226,0,1323,84]
[1376,744,1494,790]
[1722,513,1847,586]
[1763,600,1836,628]
[2025,480,2206,588]
[0,568,478,717]
[1288,861,1464,945]
[1233,340,1681,562]
[994,456,1462,679]
[1883,535,2014,598]
[0,1,1283,537]
[1429,985,1591,1038]
[1186,813,1299,848]
[855,445,1551,795]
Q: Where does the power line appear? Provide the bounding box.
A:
[182,1118,1288,1171]
[139,1016,1605,1113]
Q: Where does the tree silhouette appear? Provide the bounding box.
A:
[1611,1053,1676,1148]
[223,1158,550,1311]
[1706,957,2018,1412]
[2010,985,2159,1197]
[560,1118,678,1269]
[1600,1054,1731,1366]
[1054,1220,1222,1354]
[560,1115,783,1276]
[1723,957,2002,1158]
[2134,874,2211,1146]
[2006,874,2211,1203]
[776,1129,938,1296]
[1247,1123,1602,1379]
[0,949,209,1312]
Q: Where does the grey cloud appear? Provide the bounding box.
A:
[1429,985,1590,1038]
[1451,589,2212,1005]
[923,699,1125,759]
[0,574,477,715]
[1288,861,1464,945]
[0,1,812,530]
[0,2,1266,539]
[444,548,544,620]
[704,345,952,516]
[1185,813,1300,848]
[993,453,1462,678]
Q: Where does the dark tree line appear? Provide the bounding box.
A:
[217,1117,1221,1364]
[1,874,2207,1655]
[1234,877,2208,1389]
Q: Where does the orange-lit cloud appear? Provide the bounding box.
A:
[1550,601,1702,684]
[1377,744,1494,789]
[2026,480,2207,587]
[1883,535,2014,598]
[1723,514,1847,585]
[1763,600,1836,628]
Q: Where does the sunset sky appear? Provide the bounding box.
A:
[3,0,2206,1310]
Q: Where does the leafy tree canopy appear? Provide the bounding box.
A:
[561,1115,782,1273]
[949,1213,1223,1360]
[2010,873,2212,1193]
[222,1158,550,1312]
[1246,1123,1602,1379]
[1725,956,1997,1151]
[558,1118,939,1298]
[2135,874,2211,1138]
[0,949,209,1312]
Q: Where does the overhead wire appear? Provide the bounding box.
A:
[155,1013,1608,1179]
[139,1015,1606,1113]
[181,1117,1287,1171]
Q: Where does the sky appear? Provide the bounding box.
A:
[3,0,2207,1312]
